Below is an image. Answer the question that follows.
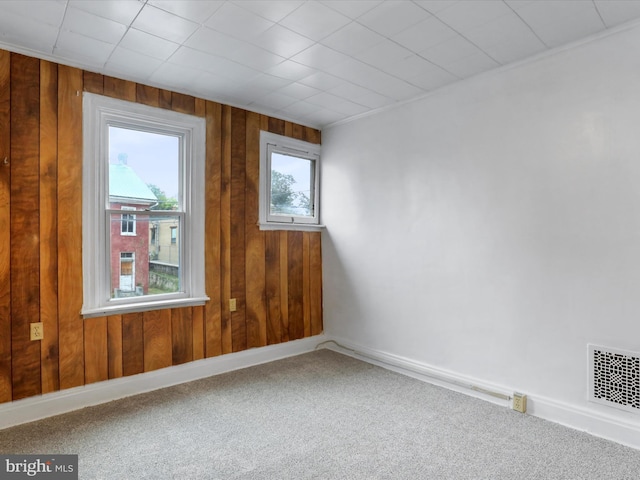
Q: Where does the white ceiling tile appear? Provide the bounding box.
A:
[277,82,321,100]
[69,0,144,26]
[185,27,247,57]
[320,0,384,19]
[406,66,458,91]
[413,1,458,15]
[344,90,395,109]
[392,16,459,53]
[390,54,456,83]
[356,40,414,70]
[363,72,424,100]
[291,44,352,70]
[305,92,369,116]
[419,35,482,67]
[357,1,431,37]
[300,107,343,126]
[147,0,224,23]
[62,7,127,44]
[516,1,605,47]
[0,0,66,27]
[0,12,59,53]
[434,0,514,32]
[233,74,292,100]
[251,92,298,111]
[120,28,181,61]
[266,60,318,81]
[278,100,324,118]
[595,0,640,28]
[250,25,315,58]
[321,22,386,56]
[299,71,347,90]
[325,58,381,85]
[483,36,546,65]
[279,1,352,41]
[149,62,205,86]
[225,43,285,71]
[170,46,260,82]
[234,0,305,23]
[55,30,115,65]
[133,4,200,44]
[442,50,500,78]
[105,47,164,80]
[205,2,275,41]
[189,72,241,96]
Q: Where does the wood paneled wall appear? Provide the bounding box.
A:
[0,50,323,404]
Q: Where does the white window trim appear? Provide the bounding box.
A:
[82,93,209,318]
[259,131,324,231]
[120,206,136,236]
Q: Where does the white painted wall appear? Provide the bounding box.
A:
[321,23,640,444]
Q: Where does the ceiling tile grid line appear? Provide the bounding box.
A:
[1,0,640,128]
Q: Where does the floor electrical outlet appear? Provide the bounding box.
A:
[30,322,44,341]
[513,392,527,413]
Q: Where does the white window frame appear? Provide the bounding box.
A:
[120,206,136,236]
[82,93,208,318]
[259,131,323,231]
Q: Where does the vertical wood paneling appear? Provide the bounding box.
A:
[205,101,222,358]
[230,108,247,352]
[220,105,233,354]
[172,307,193,365]
[280,232,289,342]
[57,65,84,390]
[136,84,159,108]
[245,111,266,348]
[10,54,41,400]
[265,232,282,344]
[159,89,172,110]
[122,312,144,376]
[0,50,11,403]
[39,60,59,394]
[0,47,323,405]
[310,232,323,336]
[84,317,108,384]
[287,231,304,341]
[104,76,136,102]
[171,92,195,115]
[83,72,103,95]
[302,233,311,338]
[192,306,204,360]
[143,309,172,372]
[107,315,123,379]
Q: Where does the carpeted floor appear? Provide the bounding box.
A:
[1,349,639,479]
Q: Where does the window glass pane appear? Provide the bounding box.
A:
[110,214,181,298]
[270,152,314,217]
[108,126,180,211]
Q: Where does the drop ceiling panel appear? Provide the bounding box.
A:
[1,0,639,129]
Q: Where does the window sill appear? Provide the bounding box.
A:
[258,222,326,232]
[81,295,210,319]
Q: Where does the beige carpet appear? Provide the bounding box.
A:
[1,349,639,479]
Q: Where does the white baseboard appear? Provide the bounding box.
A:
[0,334,326,430]
[320,336,640,451]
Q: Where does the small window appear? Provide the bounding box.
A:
[120,206,136,236]
[259,131,322,231]
[82,93,208,318]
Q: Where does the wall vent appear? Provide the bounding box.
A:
[589,345,640,414]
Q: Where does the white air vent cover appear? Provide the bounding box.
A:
[589,345,640,413]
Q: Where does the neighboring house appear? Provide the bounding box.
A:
[109,161,157,297]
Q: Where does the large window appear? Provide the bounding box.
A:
[259,131,322,230]
[82,93,208,317]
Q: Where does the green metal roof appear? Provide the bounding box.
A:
[109,163,158,203]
